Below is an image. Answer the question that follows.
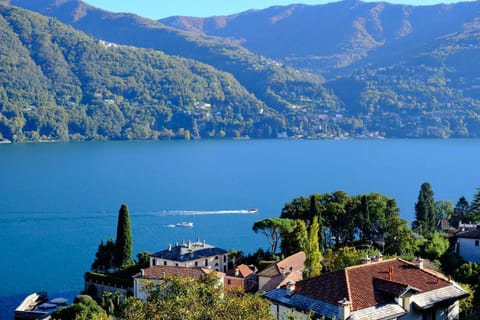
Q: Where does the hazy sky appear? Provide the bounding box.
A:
[83,0,464,20]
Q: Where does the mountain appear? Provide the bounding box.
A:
[4,0,339,115]
[160,0,480,76]
[3,0,480,139]
[0,3,290,142]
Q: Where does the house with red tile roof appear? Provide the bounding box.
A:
[263,257,468,320]
[455,228,480,263]
[133,265,224,300]
[149,239,229,272]
[257,251,306,292]
[224,264,258,292]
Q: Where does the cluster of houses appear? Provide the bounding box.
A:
[82,234,476,320]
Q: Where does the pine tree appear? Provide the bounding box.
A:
[304,216,322,278]
[114,204,133,269]
[468,188,480,223]
[413,182,435,237]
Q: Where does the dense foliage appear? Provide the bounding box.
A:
[0,3,288,142]
[51,295,108,320]
[118,274,271,320]
[280,191,413,255]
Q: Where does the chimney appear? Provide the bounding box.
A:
[188,240,192,249]
[168,244,172,251]
[203,240,206,247]
[140,269,145,277]
[234,268,239,277]
[415,257,424,269]
[338,298,351,320]
[286,280,296,296]
[388,266,394,280]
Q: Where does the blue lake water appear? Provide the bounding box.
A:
[1,139,480,316]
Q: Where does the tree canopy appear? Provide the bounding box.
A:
[252,217,296,256]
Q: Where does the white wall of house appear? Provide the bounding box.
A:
[150,253,228,272]
[400,301,460,320]
[457,238,480,263]
[134,278,162,301]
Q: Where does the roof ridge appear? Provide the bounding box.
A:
[344,269,352,304]
[398,258,450,282]
[345,257,399,271]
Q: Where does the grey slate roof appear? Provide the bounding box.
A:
[413,283,470,310]
[150,241,228,262]
[349,303,407,320]
[263,288,340,319]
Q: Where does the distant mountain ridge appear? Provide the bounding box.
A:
[160,0,480,75]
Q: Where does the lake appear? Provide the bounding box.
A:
[1,139,480,316]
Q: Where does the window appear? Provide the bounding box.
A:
[475,240,479,246]
[215,256,219,260]
[224,255,227,262]
[163,261,167,266]
[227,279,231,285]
[205,259,208,267]
[195,261,198,266]
[175,263,179,267]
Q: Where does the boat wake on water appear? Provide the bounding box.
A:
[138,208,258,217]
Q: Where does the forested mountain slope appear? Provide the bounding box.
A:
[3,0,480,139]
[0,3,290,141]
[5,0,339,118]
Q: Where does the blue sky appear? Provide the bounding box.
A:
[83,0,465,20]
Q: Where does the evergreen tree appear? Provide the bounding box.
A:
[280,219,308,256]
[304,216,322,278]
[91,239,116,273]
[468,188,480,223]
[114,204,133,269]
[455,196,469,215]
[309,195,325,253]
[412,182,435,237]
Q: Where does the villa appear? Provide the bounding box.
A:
[263,257,468,320]
[149,239,229,272]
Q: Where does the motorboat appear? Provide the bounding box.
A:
[247,208,258,213]
[175,221,193,227]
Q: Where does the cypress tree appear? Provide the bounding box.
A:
[309,194,325,253]
[114,204,133,269]
[304,216,322,278]
[413,182,435,237]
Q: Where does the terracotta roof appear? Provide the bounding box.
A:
[257,251,306,277]
[225,264,255,278]
[293,258,452,311]
[257,251,306,291]
[134,265,220,280]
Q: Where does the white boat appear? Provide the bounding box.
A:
[176,221,193,227]
[247,208,258,213]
